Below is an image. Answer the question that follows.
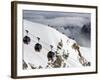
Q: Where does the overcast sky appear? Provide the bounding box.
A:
[23,10,91,27]
[23,10,90,19]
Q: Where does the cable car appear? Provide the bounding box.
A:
[23,30,31,45]
[34,37,42,52]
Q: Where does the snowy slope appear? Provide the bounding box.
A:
[23,19,91,69]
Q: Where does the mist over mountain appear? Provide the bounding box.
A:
[23,10,91,47]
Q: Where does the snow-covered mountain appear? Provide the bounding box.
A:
[23,19,91,70]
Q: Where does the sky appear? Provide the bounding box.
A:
[23,10,91,27]
[23,10,90,19]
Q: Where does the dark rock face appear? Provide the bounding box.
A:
[81,22,91,39]
[23,60,28,69]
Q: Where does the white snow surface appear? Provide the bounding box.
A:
[23,19,91,69]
